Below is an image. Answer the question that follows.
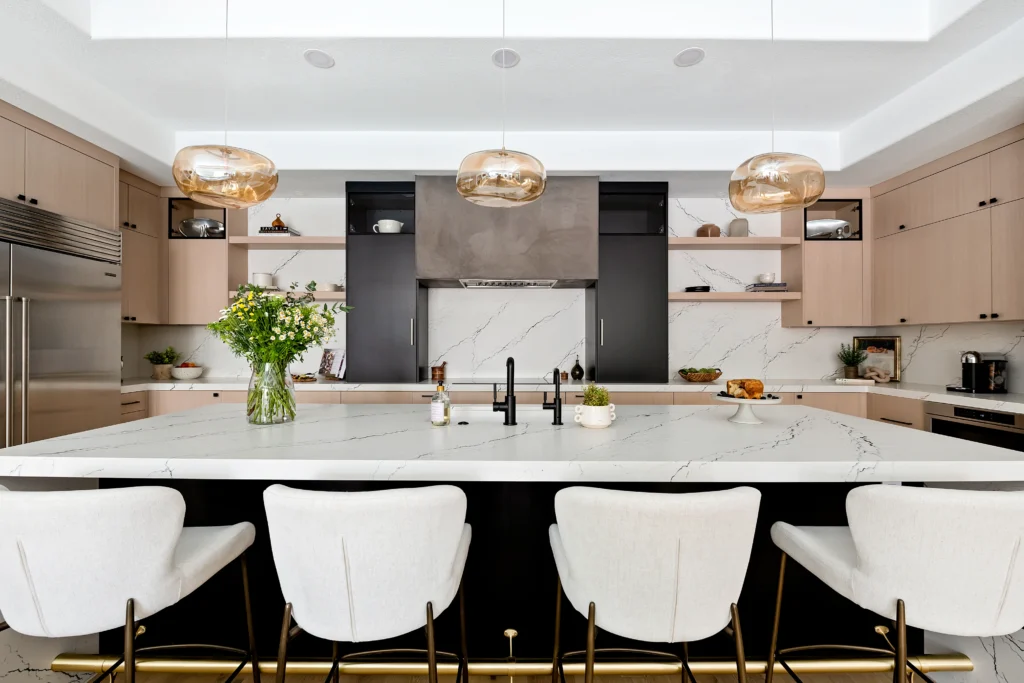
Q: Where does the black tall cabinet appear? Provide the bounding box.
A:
[345,183,427,382]
[586,182,668,382]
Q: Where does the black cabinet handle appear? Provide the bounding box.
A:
[16,194,25,201]
[213,392,220,397]
[129,316,136,321]
[123,221,130,227]
[421,394,433,398]
[130,223,137,229]
[991,198,998,204]
[898,224,906,230]
[992,313,1000,319]
[120,400,141,406]
[979,200,987,207]
[980,313,988,319]
[807,320,813,325]
[899,318,907,323]
[796,394,803,399]
[880,417,913,426]
[575,394,585,398]
[28,198,37,205]
[123,316,130,321]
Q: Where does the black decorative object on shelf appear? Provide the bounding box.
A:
[570,356,584,381]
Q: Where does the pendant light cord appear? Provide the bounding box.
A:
[770,0,775,153]
[224,0,229,147]
[501,0,507,151]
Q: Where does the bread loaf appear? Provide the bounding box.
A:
[726,379,764,400]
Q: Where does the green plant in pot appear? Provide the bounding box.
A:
[144,347,180,380]
[838,343,867,379]
[575,384,616,428]
[208,282,350,425]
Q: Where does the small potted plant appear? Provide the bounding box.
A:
[574,384,616,429]
[144,347,180,380]
[838,343,868,380]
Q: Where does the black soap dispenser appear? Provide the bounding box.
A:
[570,355,584,381]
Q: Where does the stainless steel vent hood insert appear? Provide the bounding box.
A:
[460,279,557,289]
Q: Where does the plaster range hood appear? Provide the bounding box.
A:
[415,176,599,288]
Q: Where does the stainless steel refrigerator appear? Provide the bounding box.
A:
[0,197,121,446]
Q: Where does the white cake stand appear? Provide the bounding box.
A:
[713,395,783,424]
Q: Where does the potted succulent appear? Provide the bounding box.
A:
[144,347,180,380]
[573,384,616,429]
[208,282,349,425]
[838,343,868,379]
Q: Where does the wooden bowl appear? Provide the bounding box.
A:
[679,369,722,382]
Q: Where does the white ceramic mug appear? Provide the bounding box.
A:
[373,220,404,233]
[574,404,616,429]
[757,272,777,284]
[252,272,274,288]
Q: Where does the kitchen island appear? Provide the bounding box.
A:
[2,404,1020,681]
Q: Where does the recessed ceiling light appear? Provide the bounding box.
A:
[491,47,520,69]
[673,47,706,68]
[303,49,335,69]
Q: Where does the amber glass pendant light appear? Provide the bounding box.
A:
[728,0,824,214]
[456,0,546,207]
[172,1,278,209]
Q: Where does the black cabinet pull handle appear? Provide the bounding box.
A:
[16,194,25,201]
[796,394,803,399]
[421,394,433,398]
[122,316,130,321]
[28,198,37,205]
[123,221,130,227]
[213,392,220,397]
[130,224,137,229]
[807,320,813,325]
[898,224,906,230]
[899,318,907,323]
[130,316,137,321]
[880,417,913,426]
[575,394,584,398]
[991,197,998,203]
[980,313,988,319]
[120,400,141,406]
[979,200,987,207]
[992,313,1000,319]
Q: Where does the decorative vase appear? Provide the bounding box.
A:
[247,362,297,425]
[570,355,584,381]
[574,404,616,429]
[150,364,173,380]
[843,366,859,379]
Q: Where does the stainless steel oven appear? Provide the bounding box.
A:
[925,402,1024,452]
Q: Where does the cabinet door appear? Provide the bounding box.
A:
[25,131,116,230]
[991,140,1024,206]
[346,235,419,382]
[149,391,246,415]
[801,241,863,326]
[867,394,924,430]
[906,211,991,324]
[873,185,911,239]
[794,392,866,418]
[128,185,162,238]
[118,181,129,229]
[991,198,1024,321]
[595,236,668,382]
[909,155,990,228]
[121,229,160,324]
[872,233,910,325]
[0,117,25,203]
[168,239,228,324]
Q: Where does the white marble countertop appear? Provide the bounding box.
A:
[3,404,1022,482]
[121,377,1024,415]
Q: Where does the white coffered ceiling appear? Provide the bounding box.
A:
[5,0,1024,193]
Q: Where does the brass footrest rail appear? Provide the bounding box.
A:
[53,653,972,677]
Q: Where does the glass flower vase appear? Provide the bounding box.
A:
[247,362,296,425]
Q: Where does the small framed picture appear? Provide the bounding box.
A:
[318,348,345,379]
[853,336,901,382]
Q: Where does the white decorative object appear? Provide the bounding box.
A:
[713,394,782,424]
[372,220,403,233]
[574,404,616,429]
[170,365,204,380]
[757,272,777,284]
[252,272,274,288]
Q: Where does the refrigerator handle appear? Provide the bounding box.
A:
[3,296,11,449]
[20,298,28,445]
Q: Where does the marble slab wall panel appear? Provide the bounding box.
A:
[877,322,1024,387]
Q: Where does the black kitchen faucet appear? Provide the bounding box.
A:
[492,357,516,425]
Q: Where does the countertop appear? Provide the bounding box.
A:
[2,404,1022,482]
[120,377,1024,415]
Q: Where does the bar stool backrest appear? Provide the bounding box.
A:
[263,484,471,643]
[0,486,186,638]
[848,485,1024,636]
[552,486,760,643]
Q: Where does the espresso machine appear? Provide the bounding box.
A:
[948,351,1009,394]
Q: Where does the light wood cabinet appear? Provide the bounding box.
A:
[867,394,924,430]
[673,393,717,405]
[909,211,991,324]
[565,391,673,405]
[909,155,990,229]
[168,239,229,324]
[991,198,1024,321]
[798,241,863,326]
[341,391,430,404]
[119,392,148,422]
[127,185,162,238]
[118,181,129,228]
[149,390,246,416]
[793,392,867,418]
[991,139,1024,206]
[0,117,25,203]
[873,185,911,239]
[872,233,910,325]
[24,130,116,230]
[121,229,161,324]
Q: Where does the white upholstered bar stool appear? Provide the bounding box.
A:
[767,485,1024,683]
[264,484,472,683]
[0,486,258,683]
[548,486,761,683]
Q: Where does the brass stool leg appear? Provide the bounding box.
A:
[551,579,563,683]
[241,553,261,683]
[426,602,438,683]
[276,603,292,683]
[584,602,596,683]
[894,599,907,683]
[731,604,747,683]
[765,552,788,683]
[123,599,136,683]
[459,581,469,683]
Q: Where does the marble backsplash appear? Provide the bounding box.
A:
[123,197,1024,386]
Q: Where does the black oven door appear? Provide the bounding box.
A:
[929,417,1024,452]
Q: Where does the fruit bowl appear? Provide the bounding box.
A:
[171,365,204,380]
[678,368,722,382]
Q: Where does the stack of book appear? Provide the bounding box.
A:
[258,226,302,236]
[745,282,788,292]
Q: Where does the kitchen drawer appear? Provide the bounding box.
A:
[295,392,341,404]
[342,391,429,404]
[867,394,924,430]
[148,390,246,416]
[449,391,550,405]
[566,391,673,405]
[794,392,867,418]
[120,391,148,416]
[120,411,148,424]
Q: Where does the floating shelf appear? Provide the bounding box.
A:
[669,291,801,302]
[229,290,347,302]
[668,237,801,250]
[229,236,347,250]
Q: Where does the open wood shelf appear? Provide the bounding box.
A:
[228,236,347,250]
[229,290,347,302]
[668,237,801,250]
[669,291,801,302]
